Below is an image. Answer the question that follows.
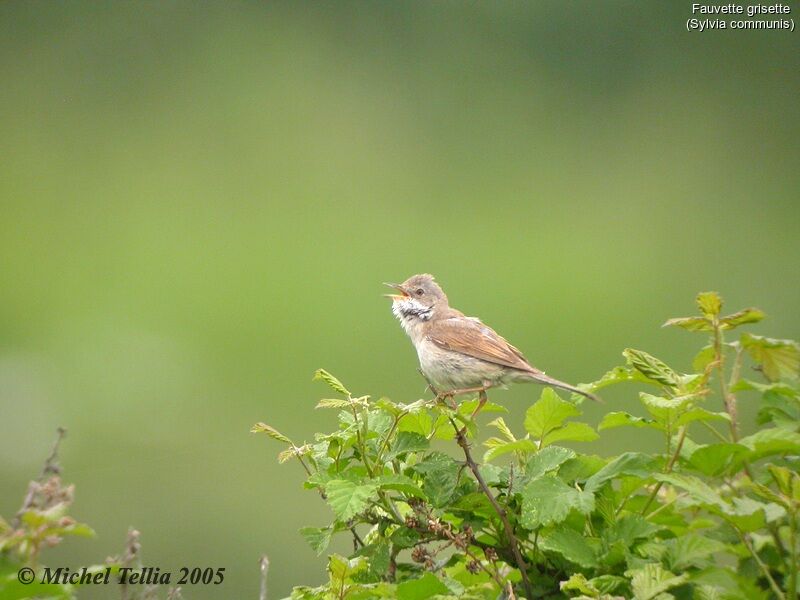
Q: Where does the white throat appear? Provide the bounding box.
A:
[391,298,433,338]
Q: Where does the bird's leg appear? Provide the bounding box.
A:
[417,369,458,410]
[441,383,491,435]
[471,388,489,420]
[443,384,491,398]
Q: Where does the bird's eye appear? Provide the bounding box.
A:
[415,288,424,296]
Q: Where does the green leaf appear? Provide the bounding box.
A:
[355,540,391,580]
[316,398,351,409]
[524,446,575,480]
[627,564,689,600]
[299,526,333,555]
[674,408,730,428]
[740,333,800,381]
[376,475,426,498]
[737,427,800,460]
[696,291,722,317]
[328,554,368,589]
[598,411,660,431]
[688,443,750,476]
[663,316,712,331]
[559,454,607,483]
[623,348,681,388]
[559,573,600,597]
[602,514,662,547]
[585,452,657,493]
[524,388,580,440]
[663,534,726,571]
[398,411,433,437]
[396,572,450,600]
[251,422,292,444]
[413,452,460,507]
[692,345,716,371]
[483,438,537,462]
[584,365,656,392]
[540,528,599,568]
[521,476,594,529]
[720,307,765,329]
[324,479,378,521]
[654,473,724,507]
[387,431,429,459]
[487,417,516,442]
[543,421,598,446]
[313,369,351,396]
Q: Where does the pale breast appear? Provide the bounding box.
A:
[416,338,506,390]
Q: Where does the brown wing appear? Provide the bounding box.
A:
[427,316,540,374]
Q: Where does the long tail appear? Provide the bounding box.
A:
[527,371,602,403]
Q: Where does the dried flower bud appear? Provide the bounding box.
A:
[484,547,498,561]
[404,515,419,529]
[411,546,429,563]
[466,559,481,574]
[427,518,442,533]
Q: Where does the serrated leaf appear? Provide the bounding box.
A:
[543,421,598,446]
[585,452,657,493]
[396,572,450,600]
[584,365,657,392]
[324,479,378,521]
[740,333,800,381]
[541,529,599,568]
[313,369,351,396]
[316,398,351,409]
[627,564,689,600]
[599,411,660,431]
[413,452,460,507]
[524,388,580,440]
[251,422,292,444]
[386,431,429,459]
[737,427,800,460]
[603,514,662,547]
[560,573,599,596]
[696,291,722,317]
[277,447,296,463]
[663,534,726,571]
[663,316,712,331]
[688,443,750,476]
[524,446,575,480]
[654,473,724,507]
[300,526,333,555]
[521,476,594,529]
[623,349,681,388]
[674,408,730,427]
[559,454,608,483]
[720,307,765,329]
[328,553,368,589]
[398,411,433,437]
[693,345,716,371]
[487,417,516,442]
[376,475,426,498]
[482,438,537,462]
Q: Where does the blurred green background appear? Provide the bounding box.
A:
[1,2,798,598]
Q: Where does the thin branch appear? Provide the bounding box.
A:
[641,425,688,515]
[447,415,533,600]
[734,528,784,600]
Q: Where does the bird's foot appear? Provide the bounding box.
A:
[434,391,458,411]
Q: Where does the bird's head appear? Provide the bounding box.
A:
[384,273,448,323]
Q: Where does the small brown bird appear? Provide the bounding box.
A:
[385,274,600,413]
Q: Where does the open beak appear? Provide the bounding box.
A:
[383,282,409,300]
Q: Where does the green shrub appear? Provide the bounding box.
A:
[255,292,799,600]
